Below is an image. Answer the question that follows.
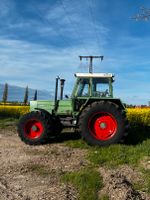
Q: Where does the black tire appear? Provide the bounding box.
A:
[54,116,63,134]
[78,101,128,146]
[17,111,54,145]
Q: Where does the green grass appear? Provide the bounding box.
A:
[0,118,18,129]
[141,169,150,193]
[0,117,18,122]
[99,195,109,200]
[88,141,150,168]
[66,139,150,168]
[25,163,54,177]
[65,139,90,149]
[24,148,60,156]
[61,167,103,200]
[65,140,150,168]
[132,169,150,194]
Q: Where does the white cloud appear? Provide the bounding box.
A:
[0,35,149,105]
[0,38,93,90]
[0,0,149,104]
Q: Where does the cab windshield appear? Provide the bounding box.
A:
[92,78,110,97]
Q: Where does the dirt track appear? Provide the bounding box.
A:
[1,127,150,200]
[0,128,87,200]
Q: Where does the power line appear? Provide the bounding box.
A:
[127,0,143,9]
[57,0,90,54]
[87,0,101,48]
[30,2,73,47]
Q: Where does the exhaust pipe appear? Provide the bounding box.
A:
[55,76,59,110]
[60,79,65,100]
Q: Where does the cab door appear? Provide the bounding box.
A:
[73,78,91,112]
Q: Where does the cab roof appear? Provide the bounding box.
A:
[75,73,114,78]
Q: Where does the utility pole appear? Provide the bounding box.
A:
[79,56,104,73]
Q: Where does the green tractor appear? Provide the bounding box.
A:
[18,56,128,146]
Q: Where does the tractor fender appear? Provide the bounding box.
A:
[76,98,126,123]
[35,108,53,118]
[85,99,125,110]
[35,108,62,134]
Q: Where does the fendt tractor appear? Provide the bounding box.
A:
[18,56,128,146]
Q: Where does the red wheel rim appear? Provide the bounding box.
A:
[24,119,44,139]
[88,112,117,141]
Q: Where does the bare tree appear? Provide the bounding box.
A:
[2,83,8,103]
[132,6,150,21]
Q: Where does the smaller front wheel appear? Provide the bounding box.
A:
[18,111,53,145]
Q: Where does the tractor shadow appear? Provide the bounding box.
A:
[47,129,81,144]
[47,126,150,146]
[124,125,150,145]
[56,131,81,143]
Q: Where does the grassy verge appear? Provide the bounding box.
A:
[64,125,150,197]
[65,137,150,168]
[65,125,150,168]
[141,169,150,193]
[61,167,103,200]
[100,195,109,200]
[24,163,54,178]
[0,118,18,129]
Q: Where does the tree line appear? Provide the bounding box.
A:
[2,83,37,104]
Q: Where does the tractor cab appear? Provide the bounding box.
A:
[55,72,115,116]
[72,73,114,98]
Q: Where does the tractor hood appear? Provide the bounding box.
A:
[30,100,55,114]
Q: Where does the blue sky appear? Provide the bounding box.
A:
[0,0,150,105]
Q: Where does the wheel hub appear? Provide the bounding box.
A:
[89,112,117,141]
[99,122,106,129]
[31,125,38,131]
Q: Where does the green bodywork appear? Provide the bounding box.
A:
[30,75,125,120]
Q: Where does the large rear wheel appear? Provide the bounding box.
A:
[18,111,53,145]
[79,101,128,146]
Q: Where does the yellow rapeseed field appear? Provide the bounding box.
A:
[127,108,150,126]
[0,105,149,126]
[0,105,29,118]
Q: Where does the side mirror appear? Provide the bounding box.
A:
[65,95,69,99]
